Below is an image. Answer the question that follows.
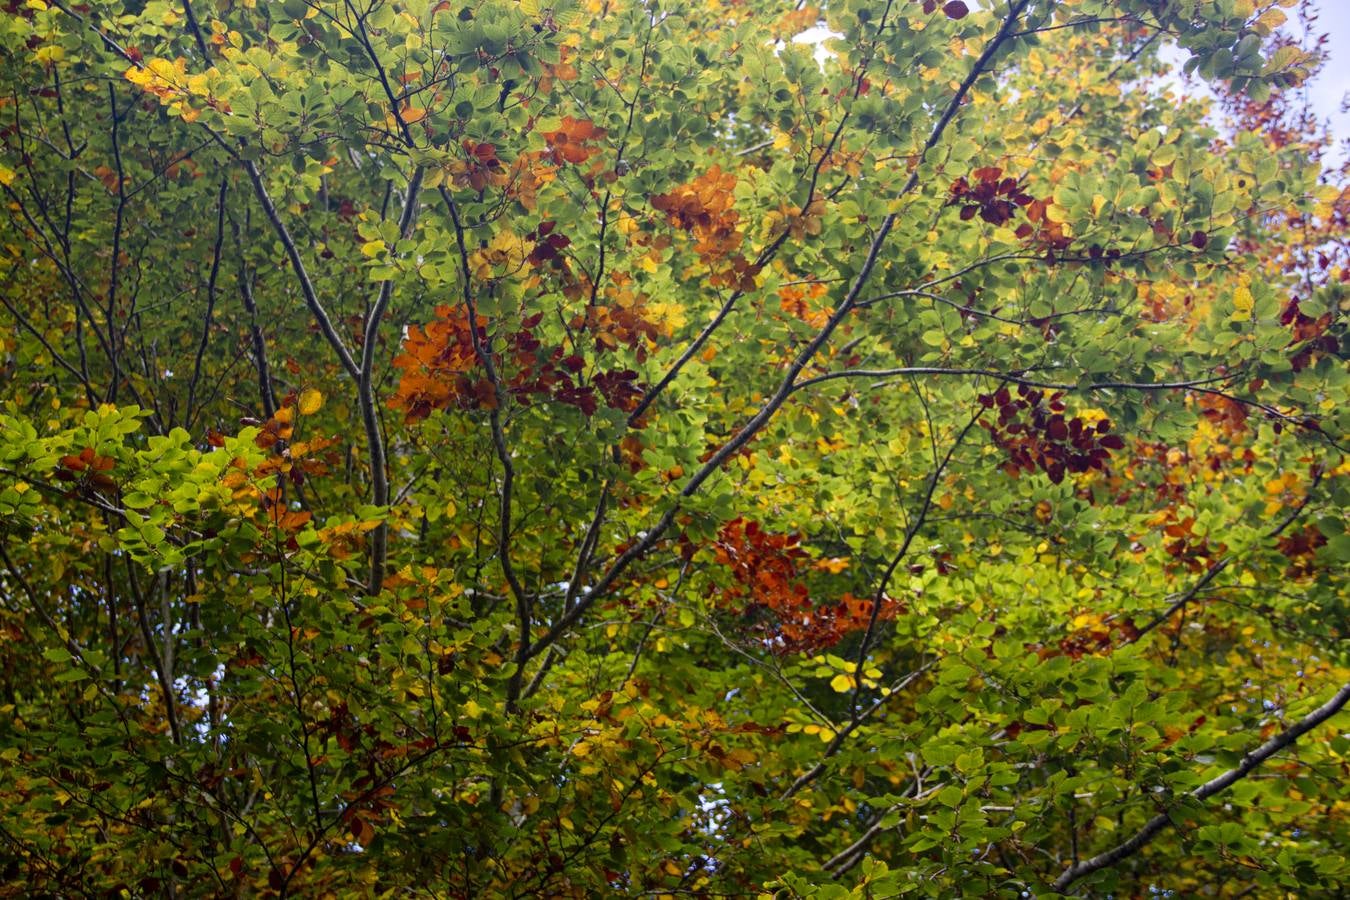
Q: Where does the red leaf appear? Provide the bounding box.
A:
[943,1,969,19]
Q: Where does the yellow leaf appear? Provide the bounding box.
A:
[401,107,428,124]
[298,388,323,416]
[0,165,16,187]
[1256,9,1286,34]
[829,674,853,693]
[1231,283,1253,322]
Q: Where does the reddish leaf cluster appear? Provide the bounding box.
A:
[1280,297,1338,372]
[54,446,117,492]
[1028,614,1140,662]
[391,306,648,422]
[978,385,1124,484]
[908,548,955,576]
[542,116,607,166]
[1276,524,1327,580]
[1197,392,1251,441]
[455,140,506,192]
[713,518,898,654]
[525,220,571,271]
[261,487,311,533]
[252,413,335,489]
[1017,198,1073,253]
[949,167,1033,225]
[918,0,968,17]
[1156,511,1227,575]
[573,271,663,358]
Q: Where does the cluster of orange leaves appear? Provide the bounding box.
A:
[390,306,494,421]
[713,518,898,654]
[242,397,336,489]
[652,165,759,290]
[778,281,831,328]
[542,116,607,166]
[1018,197,1073,254]
[771,5,820,39]
[1147,509,1228,575]
[507,115,609,208]
[453,140,508,192]
[578,270,663,355]
[215,398,348,557]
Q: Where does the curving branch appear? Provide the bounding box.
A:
[790,366,1328,438]
[1051,681,1350,893]
[359,165,424,595]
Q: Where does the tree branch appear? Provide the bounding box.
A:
[1051,681,1350,892]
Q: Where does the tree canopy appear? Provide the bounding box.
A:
[0,0,1347,895]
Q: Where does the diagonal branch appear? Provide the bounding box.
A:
[518,0,1034,670]
[240,160,360,380]
[1051,681,1350,892]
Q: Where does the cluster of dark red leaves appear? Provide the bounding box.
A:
[1277,524,1327,580]
[949,167,1034,225]
[1025,615,1140,664]
[455,139,506,192]
[54,446,117,493]
[978,385,1125,484]
[500,314,643,417]
[713,518,898,654]
[1280,297,1338,372]
[391,305,647,423]
[1157,511,1227,575]
[918,0,969,18]
[525,219,571,271]
[948,167,1085,259]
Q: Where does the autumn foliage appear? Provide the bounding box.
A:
[0,0,1346,897]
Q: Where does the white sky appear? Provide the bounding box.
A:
[1293,4,1349,158]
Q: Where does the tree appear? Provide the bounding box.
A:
[0,0,1346,894]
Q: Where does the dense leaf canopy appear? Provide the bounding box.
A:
[0,0,1347,895]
